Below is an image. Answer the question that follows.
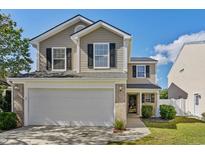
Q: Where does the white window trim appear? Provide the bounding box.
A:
[52,47,67,72]
[136,65,146,78]
[93,42,110,69]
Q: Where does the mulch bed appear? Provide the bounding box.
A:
[143,117,174,123]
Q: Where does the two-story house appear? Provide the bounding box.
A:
[7,15,160,127]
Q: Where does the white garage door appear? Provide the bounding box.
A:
[28,88,114,126]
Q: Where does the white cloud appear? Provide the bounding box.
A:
[150,54,168,65]
[152,30,205,65]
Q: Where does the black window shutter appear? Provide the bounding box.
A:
[110,43,116,67]
[66,48,72,70]
[132,65,136,77]
[88,44,93,68]
[151,94,155,103]
[142,94,145,103]
[46,48,52,71]
[146,65,150,78]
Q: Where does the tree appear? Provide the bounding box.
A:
[0,12,33,79]
[0,12,32,112]
[160,89,168,99]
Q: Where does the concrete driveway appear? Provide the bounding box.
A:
[0,119,150,145]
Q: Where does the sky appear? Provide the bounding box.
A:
[2,9,205,88]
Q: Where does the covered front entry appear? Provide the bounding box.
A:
[128,94,140,115]
[127,90,159,116]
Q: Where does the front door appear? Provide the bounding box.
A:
[128,95,137,113]
[194,94,200,116]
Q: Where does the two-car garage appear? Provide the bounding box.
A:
[28,88,114,126]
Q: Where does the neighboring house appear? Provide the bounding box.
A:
[168,41,205,117]
[7,15,160,127]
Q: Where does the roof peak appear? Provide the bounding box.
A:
[30,14,94,42]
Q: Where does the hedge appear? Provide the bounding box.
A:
[142,105,153,118]
[160,104,176,120]
[0,112,17,130]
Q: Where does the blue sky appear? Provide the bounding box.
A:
[2,9,205,88]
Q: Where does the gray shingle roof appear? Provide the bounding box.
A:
[10,71,127,79]
[127,84,161,89]
[130,57,157,62]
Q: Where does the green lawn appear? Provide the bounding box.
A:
[109,117,205,145]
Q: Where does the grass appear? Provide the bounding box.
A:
[109,116,205,145]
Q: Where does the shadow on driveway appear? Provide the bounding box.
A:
[0,126,113,145]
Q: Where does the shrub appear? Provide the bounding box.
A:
[160,104,176,120]
[142,105,153,118]
[114,119,125,130]
[0,112,17,130]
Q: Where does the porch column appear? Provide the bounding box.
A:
[139,92,142,116]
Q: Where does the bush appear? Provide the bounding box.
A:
[202,112,205,117]
[114,119,125,130]
[0,112,17,130]
[142,105,153,118]
[160,105,176,120]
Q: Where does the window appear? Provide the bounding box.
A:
[94,43,109,68]
[142,93,155,103]
[137,65,146,78]
[74,25,85,33]
[145,94,152,102]
[52,47,66,71]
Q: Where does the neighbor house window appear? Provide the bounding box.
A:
[142,93,155,103]
[136,65,146,78]
[94,43,109,68]
[52,47,66,71]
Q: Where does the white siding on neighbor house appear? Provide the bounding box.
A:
[168,43,205,116]
[80,27,124,72]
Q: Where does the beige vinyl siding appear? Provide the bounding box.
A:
[39,21,89,71]
[127,63,156,84]
[80,27,124,72]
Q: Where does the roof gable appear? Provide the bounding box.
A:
[30,14,93,45]
[71,20,131,41]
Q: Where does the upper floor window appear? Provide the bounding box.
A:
[74,25,85,33]
[137,65,146,78]
[94,43,110,69]
[52,47,66,71]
